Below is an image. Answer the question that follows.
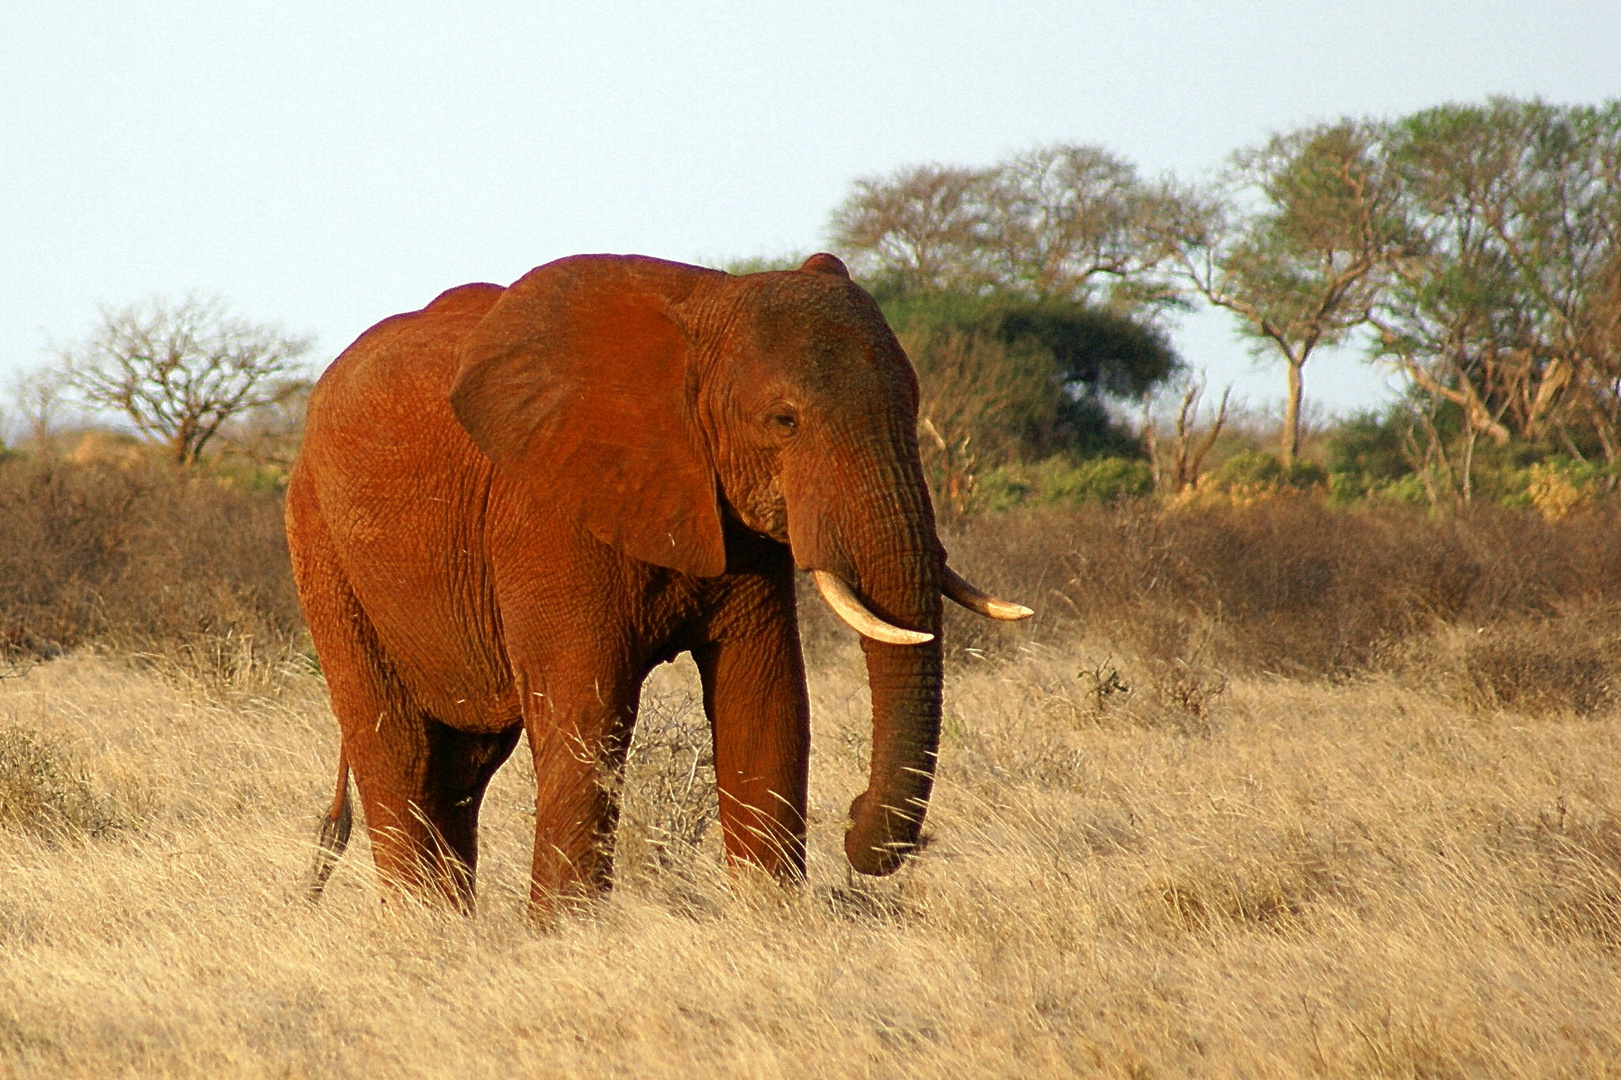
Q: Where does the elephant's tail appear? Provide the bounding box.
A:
[307,751,353,902]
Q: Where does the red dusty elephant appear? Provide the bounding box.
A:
[287,252,1030,918]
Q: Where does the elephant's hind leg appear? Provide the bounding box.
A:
[290,478,515,911]
[315,639,516,910]
[411,719,524,906]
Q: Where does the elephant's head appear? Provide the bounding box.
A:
[448,253,1029,875]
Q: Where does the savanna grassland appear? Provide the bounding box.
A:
[3,460,1621,1077]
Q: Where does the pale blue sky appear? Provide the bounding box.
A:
[4,2,1617,420]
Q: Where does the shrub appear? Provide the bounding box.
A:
[0,457,301,671]
[1390,609,1621,718]
[1518,458,1612,519]
[0,724,123,840]
[1325,411,1410,482]
[1350,471,1430,507]
[941,499,1621,688]
[7,448,1619,722]
[1206,450,1327,494]
[975,456,1153,512]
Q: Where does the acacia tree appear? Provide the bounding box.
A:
[829,144,1180,313]
[828,163,995,293]
[977,144,1182,312]
[1374,99,1621,464]
[830,144,1185,488]
[1155,120,1411,465]
[55,295,313,465]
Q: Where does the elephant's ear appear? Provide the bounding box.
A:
[798,252,851,278]
[449,255,727,578]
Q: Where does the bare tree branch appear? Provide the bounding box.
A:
[53,295,313,465]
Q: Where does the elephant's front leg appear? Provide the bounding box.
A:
[523,666,639,916]
[693,590,811,881]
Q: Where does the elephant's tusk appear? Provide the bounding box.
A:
[942,566,1034,621]
[812,571,934,646]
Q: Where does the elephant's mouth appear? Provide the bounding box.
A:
[723,480,790,546]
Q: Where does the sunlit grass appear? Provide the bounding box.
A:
[3,636,1619,1077]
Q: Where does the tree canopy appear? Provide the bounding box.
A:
[829,144,1187,502]
[53,295,313,465]
[831,143,1183,316]
[880,290,1178,455]
[1373,99,1621,459]
[1150,120,1412,464]
[822,100,1621,507]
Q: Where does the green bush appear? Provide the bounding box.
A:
[1205,450,1326,494]
[976,456,1153,512]
[1504,457,1614,516]
[1360,472,1430,506]
[1324,411,1410,502]
[1328,442,1616,513]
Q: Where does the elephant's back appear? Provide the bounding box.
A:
[310,283,505,422]
[292,283,519,728]
[300,282,506,525]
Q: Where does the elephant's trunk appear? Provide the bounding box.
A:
[783,415,946,876]
[845,610,943,875]
[837,481,944,876]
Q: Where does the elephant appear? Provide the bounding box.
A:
[286,251,1030,918]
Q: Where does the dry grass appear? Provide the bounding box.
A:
[5,468,1621,1074]
[3,630,1620,1077]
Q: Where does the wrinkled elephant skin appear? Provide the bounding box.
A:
[288,253,1008,919]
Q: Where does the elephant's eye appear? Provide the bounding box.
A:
[766,408,799,435]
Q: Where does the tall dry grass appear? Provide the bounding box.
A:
[3,468,1621,1075]
[3,639,1620,1075]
